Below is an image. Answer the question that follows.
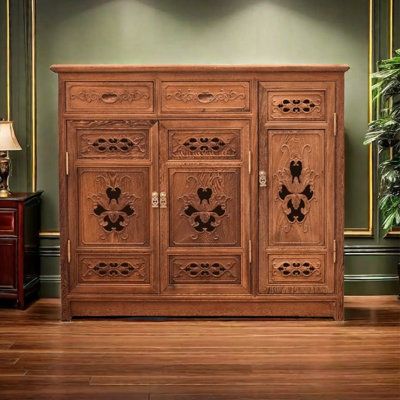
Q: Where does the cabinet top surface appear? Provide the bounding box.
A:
[50,64,350,73]
[0,191,43,202]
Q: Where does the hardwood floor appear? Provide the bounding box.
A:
[0,296,398,400]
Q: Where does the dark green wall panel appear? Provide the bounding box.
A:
[0,0,398,297]
[36,0,369,230]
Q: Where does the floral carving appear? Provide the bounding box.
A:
[180,174,230,240]
[166,89,246,104]
[271,94,323,118]
[172,134,237,158]
[83,260,145,279]
[81,135,146,155]
[275,137,318,232]
[90,173,137,240]
[173,261,236,281]
[273,261,321,278]
[71,90,149,104]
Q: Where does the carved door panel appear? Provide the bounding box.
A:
[66,120,159,294]
[159,120,251,295]
[258,82,336,295]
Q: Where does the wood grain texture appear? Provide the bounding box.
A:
[54,66,346,320]
[0,297,398,399]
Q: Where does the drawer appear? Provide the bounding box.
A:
[68,119,156,161]
[161,81,250,113]
[161,119,249,161]
[259,82,333,122]
[258,253,334,295]
[74,253,157,295]
[161,254,249,295]
[0,209,16,236]
[66,81,154,113]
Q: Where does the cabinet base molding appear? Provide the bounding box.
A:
[68,299,339,319]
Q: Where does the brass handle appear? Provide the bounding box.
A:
[259,171,267,187]
[151,192,159,208]
[160,192,167,208]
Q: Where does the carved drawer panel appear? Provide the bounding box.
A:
[259,254,333,295]
[66,81,154,113]
[161,82,250,113]
[259,82,334,122]
[78,254,150,284]
[267,91,325,121]
[169,169,241,247]
[68,120,155,160]
[78,168,150,246]
[161,254,248,294]
[170,255,241,284]
[0,210,16,236]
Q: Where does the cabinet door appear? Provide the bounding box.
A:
[258,82,336,295]
[66,120,159,294]
[159,120,251,295]
[0,238,17,290]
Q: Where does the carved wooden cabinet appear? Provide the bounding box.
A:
[51,65,348,320]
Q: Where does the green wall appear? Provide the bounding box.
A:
[1,0,399,297]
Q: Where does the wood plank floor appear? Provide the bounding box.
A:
[0,297,399,400]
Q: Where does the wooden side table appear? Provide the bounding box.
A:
[0,192,43,308]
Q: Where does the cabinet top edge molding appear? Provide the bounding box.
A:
[50,64,350,73]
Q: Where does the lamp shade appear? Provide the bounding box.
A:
[0,121,22,151]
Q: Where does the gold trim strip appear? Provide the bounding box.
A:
[39,231,60,238]
[31,0,37,192]
[6,0,10,120]
[344,0,374,237]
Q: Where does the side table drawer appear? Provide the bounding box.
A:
[0,209,16,236]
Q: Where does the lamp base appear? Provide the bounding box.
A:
[0,151,11,197]
[0,189,11,198]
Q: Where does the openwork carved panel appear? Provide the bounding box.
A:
[170,170,240,246]
[169,129,240,160]
[66,82,154,113]
[161,82,250,112]
[270,131,325,245]
[272,259,322,282]
[258,254,327,294]
[79,169,149,245]
[78,131,148,159]
[79,256,149,283]
[268,91,325,121]
[170,256,240,284]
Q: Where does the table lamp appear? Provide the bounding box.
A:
[0,120,22,197]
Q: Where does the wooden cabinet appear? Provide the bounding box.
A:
[0,192,42,308]
[51,65,348,320]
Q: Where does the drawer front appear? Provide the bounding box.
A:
[259,253,334,295]
[161,82,250,113]
[66,81,154,113]
[0,209,16,236]
[68,119,156,161]
[162,254,248,295]
[72,254,157,294]
[259,82,334,122]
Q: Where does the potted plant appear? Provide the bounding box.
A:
[364,49,400,231]
[364,49,400,296]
